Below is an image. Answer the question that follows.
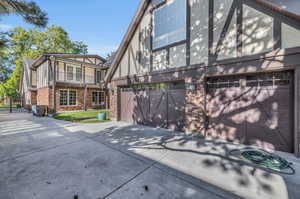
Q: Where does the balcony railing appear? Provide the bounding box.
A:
[55,72,104,84]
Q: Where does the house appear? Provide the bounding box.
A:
[19,58,37,110]
[105,0,300,155]
[27,53,110,113]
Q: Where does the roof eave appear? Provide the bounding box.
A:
[105,0,150,84]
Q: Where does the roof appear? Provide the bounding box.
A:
[105,0,300,83]
[32,53,107,68]
[105,0,150,83]
[103,52,117,67]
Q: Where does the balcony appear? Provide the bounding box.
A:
[54,72,105,86]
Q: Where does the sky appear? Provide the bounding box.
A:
[0,0,141,57]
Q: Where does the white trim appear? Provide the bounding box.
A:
[59,89,77,106]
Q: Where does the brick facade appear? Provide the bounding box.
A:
[55,87,107,112]
[108,81,119,121]
[37,87,50,106]
[185,77,206,134]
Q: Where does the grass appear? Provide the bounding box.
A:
[53,110,111,123]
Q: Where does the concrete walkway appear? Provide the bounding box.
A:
[0,113,299,199]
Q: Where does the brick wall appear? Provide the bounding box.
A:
[37,87,50,106]
[55,87,107,112]
[185,78,206,134]
[109,82,118,120]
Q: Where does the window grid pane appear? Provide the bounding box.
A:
[69,91,76,106]
[76,68,82,82]
[92,91,105,105]
[60,90,68,106]
[67,66,73,80]
[153,0,186,49]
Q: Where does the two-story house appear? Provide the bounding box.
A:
[27,53,109,113]
[106,0,300,155]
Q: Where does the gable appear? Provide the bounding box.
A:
[108,0,300,81]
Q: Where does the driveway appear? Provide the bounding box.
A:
[0,113,299,199]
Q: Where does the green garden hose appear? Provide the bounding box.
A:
[229,148,295,175]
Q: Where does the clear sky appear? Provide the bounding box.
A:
[0,0,141,57]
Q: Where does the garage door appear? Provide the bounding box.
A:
[120,82,186,131]
[206,71,294,153]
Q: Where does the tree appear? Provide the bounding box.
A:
[0,0,48,27]
[0,26,88,100]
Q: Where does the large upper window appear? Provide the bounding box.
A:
[67,66,73,81]
[153,0,186,49]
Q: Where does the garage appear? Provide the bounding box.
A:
[206,71,294,153]
[120,82,186,131]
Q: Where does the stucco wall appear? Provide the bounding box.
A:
[37,61,49,89]
[242,5,274,56]
[282,23,300,49]
[111,0,300,77]
[190,0,209,65]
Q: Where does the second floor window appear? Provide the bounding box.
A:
[76,68,82,82]
[67,66,73,80]
[153,0,186,49]
[96,70,106,83]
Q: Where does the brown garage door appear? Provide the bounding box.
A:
[206,71,294,153]
[120,82,186,131]
[120,88,135,124]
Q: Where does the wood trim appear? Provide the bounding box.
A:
[208,0,214,66]
[186,0,191,67]
[152,40,186,53]
[83,65,86,84]
[274,17,282,50]
[213,1,238,60]
[64,63,67,82]
[237,0,243,57]
[56,58,108,69]
[294,67,300,156]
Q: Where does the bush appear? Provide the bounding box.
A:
[16,104,21,109]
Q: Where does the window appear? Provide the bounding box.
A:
[69,91,77,105]
[60,90,77,106]
[92,91,105,105]
[59,90,68,106]
[96,70,106,83]
[246,72,291,87]
[67,66,73,80]
[153,0,186,49]
[76,68,82,81]
[96,71,101,83]
[207,76,240,89]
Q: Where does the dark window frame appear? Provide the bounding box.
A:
[92,91,105,105]
[59,89,77,106]
[152,0,187,50]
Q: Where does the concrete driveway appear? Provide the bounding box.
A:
[0,113,299,199]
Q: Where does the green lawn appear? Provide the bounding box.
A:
[53,110,111,123]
